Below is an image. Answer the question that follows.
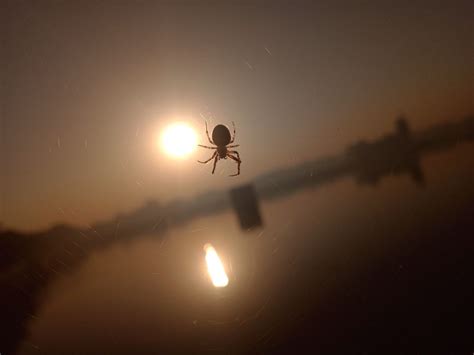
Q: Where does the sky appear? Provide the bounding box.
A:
[2,0,473,231]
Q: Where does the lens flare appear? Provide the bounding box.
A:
[161,122,197,158]
[204,243,229,288]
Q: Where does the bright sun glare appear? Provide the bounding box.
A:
[161,122,197,158]
[204,243,229,288]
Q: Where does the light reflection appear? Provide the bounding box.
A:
[204,243,229,288]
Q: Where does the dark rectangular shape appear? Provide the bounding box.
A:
[229,184,263,230]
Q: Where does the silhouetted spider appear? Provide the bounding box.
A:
[198,122,241,176]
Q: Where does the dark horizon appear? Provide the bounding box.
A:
[2,113,472,235]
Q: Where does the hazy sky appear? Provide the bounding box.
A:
[2,0,473,231]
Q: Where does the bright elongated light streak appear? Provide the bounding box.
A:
[204,243,229,288]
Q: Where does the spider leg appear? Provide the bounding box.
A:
[228,150,241,160]
[198,151,217,164]
[211,155,219,174]
[198,144,216,149]
[229,121,236,143]
[227,152,241,176]
[205,121,214,144]
[227,144,240,148]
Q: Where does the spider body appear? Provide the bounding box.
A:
[198,122,241,176]
[212,124,232,146]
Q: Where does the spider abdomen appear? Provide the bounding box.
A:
[212,124,231,146]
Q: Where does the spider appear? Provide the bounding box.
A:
[198,121,241,176]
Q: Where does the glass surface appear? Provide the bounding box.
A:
[2,1,473,354]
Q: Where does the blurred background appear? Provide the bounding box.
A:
[1,1,473,354]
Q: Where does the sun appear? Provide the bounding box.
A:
[161,122,198,158]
